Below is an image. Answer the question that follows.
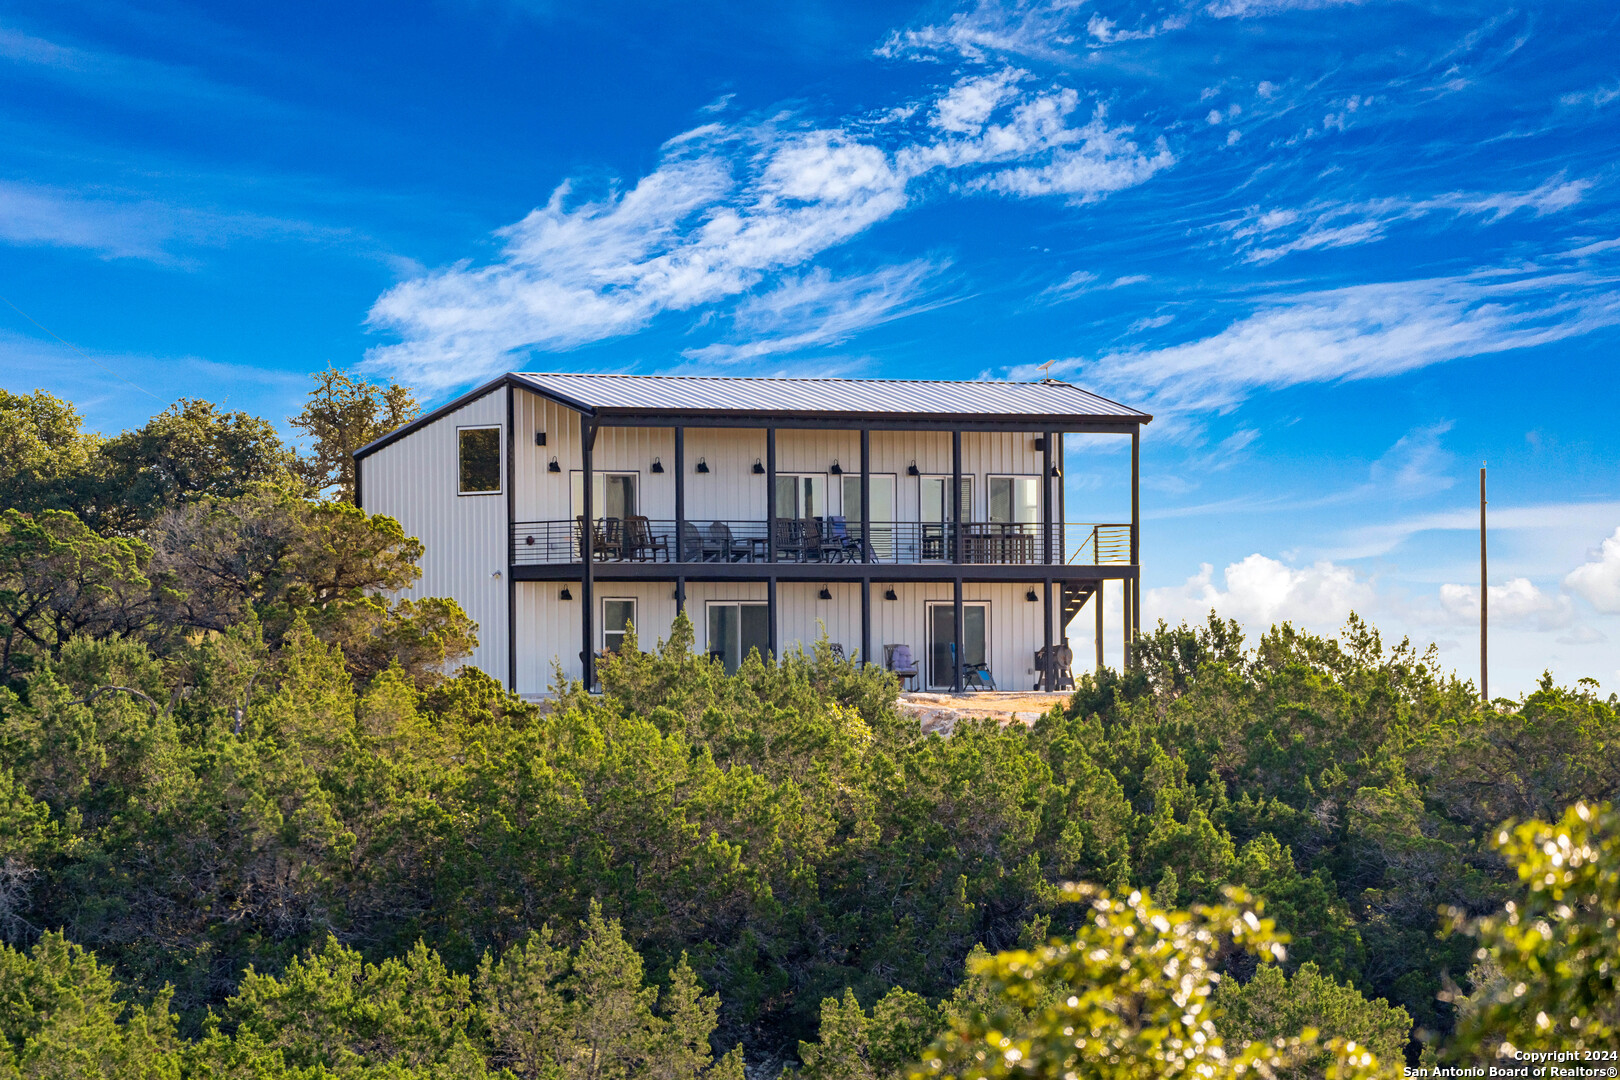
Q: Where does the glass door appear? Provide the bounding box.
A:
[927,602,988,689]
[570,472,639,520]
[920,476,972,560]
[841,475,895,559]
[775,474,827,519]
[706,602,771,674]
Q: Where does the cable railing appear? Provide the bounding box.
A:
[511,518,1134,567]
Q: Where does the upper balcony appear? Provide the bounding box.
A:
[511,518,1131,568]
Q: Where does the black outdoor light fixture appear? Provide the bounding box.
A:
[818,586,833,600]
[1026,589,1040,602]
[1032,437,1046,451]
[560,587,573,600]
[548,457,561,473]
[751,459,764,474]
[535,431,547,446]
[829,460,842,475]
[906,461,920,476]
[884,587,898,601]
[1049,464,1061,477]
[651,457,664,473]
[697,458,711,473]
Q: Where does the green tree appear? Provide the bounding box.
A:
[1214,963,1411,1079]
[289,366,419,502]
[0,389,101,519]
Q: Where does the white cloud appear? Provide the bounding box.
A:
[1028,270,1620,417]
[1565,527,1620,613]
[682,260,946,363]
[1438,578,1573,631]
[1560,82,1620,109]
[876,0,1088,63]
[1147,553,1375,632]
[1206,0,1365,16]
[1368,421,1455,497]
[366,67,1174,388]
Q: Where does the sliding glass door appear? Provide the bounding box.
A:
[927,602,987,689]
[706,602,771,674]
[841,474,895,559]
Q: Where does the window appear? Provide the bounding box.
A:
[988,476,1039,524]
[570,472,638,520]
[775,474,826,519]
[927,602,988,689]
[920,476,973,523]
[458,427,502,494]
[707,602,770,675]
[842,474,895,559]
[602,598,636,654]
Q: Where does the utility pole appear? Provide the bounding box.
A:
[1480,464,1488,706]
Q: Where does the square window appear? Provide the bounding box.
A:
[459,427,502,494]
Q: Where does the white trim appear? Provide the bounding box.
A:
[923,600,991,689]
[456,424,504,496]
[601,596,637,653]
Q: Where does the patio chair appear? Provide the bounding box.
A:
[706,521,753,562]
[884,644,919,690]
[774,518,805,562]
[825,516,864,561]
[800,517,833,562]
[921,522,945,560]
[964,662,997,691]
[679,520,718,562]
[623,515,669,562]
[576,515,622,561]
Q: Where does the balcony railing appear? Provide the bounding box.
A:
[511,518,1132,567]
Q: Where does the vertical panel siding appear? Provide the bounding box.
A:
[358,389,509,683]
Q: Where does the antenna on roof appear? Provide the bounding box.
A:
[1036,360,1057,383]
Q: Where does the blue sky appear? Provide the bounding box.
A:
[3,0,1618,695]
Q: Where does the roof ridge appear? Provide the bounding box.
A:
[516,371,1078,387]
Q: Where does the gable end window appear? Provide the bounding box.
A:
[459,426,502,495]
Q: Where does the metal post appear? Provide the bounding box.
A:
[674,426,686,561]
[1131,425,1141,649]
[1042,430,1054,566]
[766,428,777,564]
[860,429,871,565]
[1480,465,1488,705]
[1122,578,1132,669]
[675,576,685,617]
[953,576,965,692]
[767,575,778,663]
[952,430,963,564]
[581,419,596,689]
[1057,431,1066,561]
[861,576,871,669]
[1095,580,1105,672]
[1042,577,1054,691]
[506,385,517,691]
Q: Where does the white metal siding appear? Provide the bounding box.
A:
[358,389,509,683]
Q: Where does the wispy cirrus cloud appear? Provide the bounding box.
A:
[365,68,1173,389]
[1223,175,1592,263]
[1024,269,1620,419]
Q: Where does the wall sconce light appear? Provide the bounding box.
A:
[1026,589,1040,602]
[1049,464,1061,477]
[651,458,664,473]
[829,460,842,475]
[906,461,920,476]
[1032,437,1046,451]
[818,586,833,600]
[697,458,710,473]
[751,459,764,474]
[548,458,561,473]
[492,570,503,580]
[535,431,547,446]
[560,587,573,600]
[884,587,898,601]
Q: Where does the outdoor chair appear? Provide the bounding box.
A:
[826,516,864,561]
[680,521,718,562]
[576,515,623,561]
[1032,643,1075,691]
[964,662,997,691]
[774,518,805,562]
[707,521,753,562]
[800,517,832,562]
[623,515,669,562]
[884,643,919,690]
[921,522,945,560]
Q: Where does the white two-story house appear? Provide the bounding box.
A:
[354,373,1150,696]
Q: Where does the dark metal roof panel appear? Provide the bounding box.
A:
[510,372,1149,421]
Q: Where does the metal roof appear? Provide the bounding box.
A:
[354,372,1149,463]
[511,372,1150,423]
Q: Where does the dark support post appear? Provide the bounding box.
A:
[675,576,685,617]
[766,428,777,564]
[1095,580,1105,672]
[1042,577,1054,692]
[1480,464,1488,705]
[953,576,965,692]
[767,575,778,662]
[860,429,871,566]
[1131,425,1141,654]
[581,420,597,690]
[861,577,871,669]
[506,386,516,691]
[1042,430,1054,566]
[1122,578,1133,669]
[1057,431,1066,561]
[674,427,686,561]
[951,430,963,564]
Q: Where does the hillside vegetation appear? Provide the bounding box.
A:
[0,378,1615,1077]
